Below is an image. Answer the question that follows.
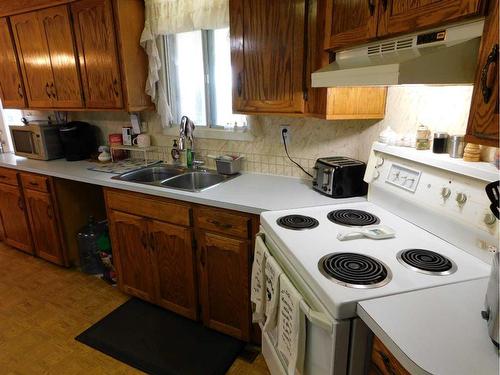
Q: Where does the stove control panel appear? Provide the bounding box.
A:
[370,151,499,262]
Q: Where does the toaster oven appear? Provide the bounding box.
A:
[312,156,368,198]
[9,123,64,160]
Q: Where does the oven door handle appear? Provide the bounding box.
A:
[300,300,333,332]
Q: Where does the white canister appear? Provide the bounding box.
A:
[133,134,151,148]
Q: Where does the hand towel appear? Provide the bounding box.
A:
[263,255,283,338]
[277,274,306,375]
[251,235,268,323]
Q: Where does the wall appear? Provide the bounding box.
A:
[70,85,474,178]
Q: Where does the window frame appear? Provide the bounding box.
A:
[163,29,235,130]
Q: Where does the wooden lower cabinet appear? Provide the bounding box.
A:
[108,210,156,302]
[150,220,198,320]
[0,182,33,253]
[198,231,251,341]
[105,188,256,341]
[23,188,65,265]
[370,336,410,375]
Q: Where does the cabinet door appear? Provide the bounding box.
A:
[0,18,25,108]
[11,11,54,108]
[71,0,123,109]
[465,0,498,147]
[230,0,306,114]
[324,0,379,51]
[198,231,250,340]
[149,220,198,320]
[38,6,83,108]
[0,183,33,254]
[108,210,155,301]
[23,189,64,265]
[377,0,484,37]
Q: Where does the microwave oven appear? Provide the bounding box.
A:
[9,123,64,160]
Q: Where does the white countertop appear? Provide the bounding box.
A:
[358,278,499,375]
[0,153,364,214]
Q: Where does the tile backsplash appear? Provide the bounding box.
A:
[1,86,473,179]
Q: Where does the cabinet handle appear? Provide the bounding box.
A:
[149,232,155,251]
[46,205,53,220]
[112,78,120,97]
[50,83,57,99]
[237,73,242,97]
[45,83,52,99]
[367,0,375,16]
[140,232,148,249]
[382,0,388,11]
[17,84,23,99]
[17,197,23,211]
[481,43,498,104]
[302,0,309,102]
[200,246,206,267]
[29,181,39,186]
[377,351,397,375]
[0,175,6,179]
[208,219,233,230]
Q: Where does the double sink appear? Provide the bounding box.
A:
[112,164,237,192]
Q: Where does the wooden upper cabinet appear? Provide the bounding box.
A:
[23,188,65,265]
[0,18,26,108]
[466,0,499,147]
[230,0,306,114]
[11,6,82,109]
[324,0,379,51]
[377,0,484,38]
[38,6,83,108]
[108,210,156,302]
[150,220,198,320]
[71,0,123,109]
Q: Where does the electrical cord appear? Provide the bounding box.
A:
[282,128,314,178]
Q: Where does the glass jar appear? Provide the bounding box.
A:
[432,132,449,153]
[415,124,430,150]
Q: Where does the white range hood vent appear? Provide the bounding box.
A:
[312,20,485,87]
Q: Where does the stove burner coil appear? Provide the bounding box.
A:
[318,252,391,288]
[397,249,457,275]
[277,215,319,230]
[327,209,380,227]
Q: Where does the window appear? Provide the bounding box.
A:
[164,28,246,129]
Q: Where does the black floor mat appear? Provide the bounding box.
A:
[75,298,245,375]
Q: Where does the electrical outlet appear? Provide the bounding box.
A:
[280,125,291,145]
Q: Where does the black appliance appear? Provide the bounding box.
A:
[312,157,368,198]
[59,121,97,161]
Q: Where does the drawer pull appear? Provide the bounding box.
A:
[17,84,23,99]
[29,181,39,186]
[112,78,120,97]
[208,219,233,230]
[45,82,52,99]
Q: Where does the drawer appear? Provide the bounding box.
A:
[105,189,191,227]
[0,168,19,186]
[196,206,250,238]
[20,173,50,192]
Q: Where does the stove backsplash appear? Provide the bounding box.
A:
[64,86,473,178]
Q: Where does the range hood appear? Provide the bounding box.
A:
[312,20,484,87]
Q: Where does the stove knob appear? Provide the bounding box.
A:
[484,213,497,226]
[441,187,451,199]
[456,192,467,205]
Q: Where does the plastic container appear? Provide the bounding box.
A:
[215,156,243,175]
[77,216,108,274]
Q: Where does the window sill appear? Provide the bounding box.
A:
[162,126,255,142]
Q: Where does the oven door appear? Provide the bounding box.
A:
[258,231,351,375]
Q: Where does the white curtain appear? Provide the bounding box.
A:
[140,0,229,128]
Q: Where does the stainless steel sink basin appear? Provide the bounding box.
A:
[116,165,185,183]
[161,171,231,192]
[112,164,237,192]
